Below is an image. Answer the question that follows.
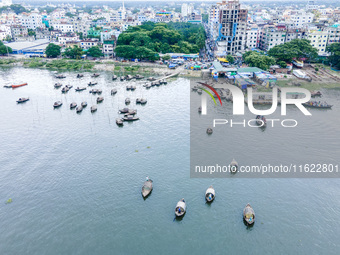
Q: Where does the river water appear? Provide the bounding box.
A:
[0,67,339,254]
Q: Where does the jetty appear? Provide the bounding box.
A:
[145,72,180,86]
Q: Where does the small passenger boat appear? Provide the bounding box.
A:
[116,118,124,126]
[175,198,186,217]
[90,105,97,112]
[70,102,77,109]
[111,88,117,95]
[243,203,255,225]
[76,106,83,113]
[123,115,139,121]
[91,73,100,78]
[206,128,213,134]
[53,101,62,108]
[205,186,215,202]
[77,74,84,78]
[302,101,332,109]
[12,83,28,89]
[230,159,238,173]
[141,177,153,198]
[97,97,104,103]
[81,102,87,108]
[16,97,29,103]
[75,87,86,92]
[112,75,118,80]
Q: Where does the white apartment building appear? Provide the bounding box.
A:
[290,11,314,28]
[53,23,74,33]
[58,34,79,46]
[20,13,44,30]
[259,27,286,51]
[246,27,259,49]
[0,25,11,38]
[308,29,328,55]
[208,4,220,41]
[103,43,114,58]
[181,3,194,17]
[80,39,99,50]
[327,25,340,44]
[0,30,7,40]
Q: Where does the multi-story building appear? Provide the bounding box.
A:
[80,38,99,50]
[246,26,259,49]
[58,34,79,47]
[285,28,308,43]
[53,23,74,33]
[181,4,194,18]
[327,24,340,44]
[308,29,328,55]
[290,11,314,28]
[214,0,248,56]
[20,13,44,30]
[259,25,287,51]
[10,25,28,41]
[306,0,318,11]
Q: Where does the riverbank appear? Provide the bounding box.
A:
[0,58,202,78]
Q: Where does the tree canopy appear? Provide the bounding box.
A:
[243,51,276,70]
[115,22,206,60]
[45,43,61,58]
[326,43,340,70]
[268,39,318,62]
[0,41,13,55]
[63,45,83,59]
[87,46,103,58]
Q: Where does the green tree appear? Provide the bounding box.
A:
[278,61,287,68]
[268,39,318,62]
[63,45,84,59]
[162,55,171,61]
[45,43,61,58]
[28,29,36,37]
[326,43,340,69]
[0,41,13,55]
[243,51,276,70]
[87,46,103,58]
[226,55,234,64]
[202,14,209,23]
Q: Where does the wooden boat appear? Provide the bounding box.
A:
[135,74,144,80]
[120,76,125,81]
[90,105,97,112]
[147,77,156,81]
[55,74,66,79]
[119,108,137,114]
[88,82,97,86]
[66,85,73,89]
[54,83,62,88]
[112,75,118,80]
[243,204,255,225]
[302,101,333,109]
[125,98,131,105]
[53,101,62,108]
[136,98,147,104]
[111,88,117,95]
[89,89,98,94]
[175,198,186,217]
[256,115,267,127]
[77,74,84,78]
[12,83,28,89]
[16,97,29,103]
[61,87,69,93]
[197,89,202,94]
[76,106,83,113]
[155,81,161,87]
[230,159,238,173]
[311,91,322,97]
[96,89,102,95]
[81,102,87,107]
[140,99,147,105]
[97,97,104,103]
[125,75,133,80]
[141,177,153,198]
[123,115,139,121]
[145,84,151,89]
[206,128,213,134]
[75,87,86,92]
[205,186,215,202]
[131,85,136,91]
[91,73,100,78]
[116,118,124,126]
[126,85,131,91]
[70,102,77,109]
